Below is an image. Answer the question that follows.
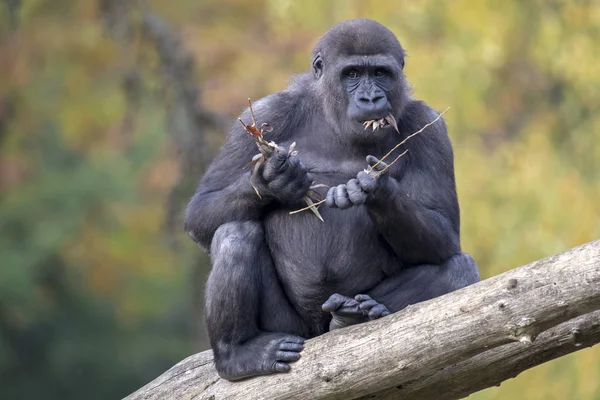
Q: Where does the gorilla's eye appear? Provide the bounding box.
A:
[346,69,359,79]
[375,68,388,78]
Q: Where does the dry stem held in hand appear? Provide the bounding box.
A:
[367,106,450,175]
[239,98,326,222]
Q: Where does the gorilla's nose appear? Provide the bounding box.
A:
[357,91,387,111]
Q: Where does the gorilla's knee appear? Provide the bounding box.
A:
[445,252,480,288]
[210,221,263,257]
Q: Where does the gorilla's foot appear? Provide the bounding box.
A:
[323,293,390,330]
[323,293,368,330]
[214,332,305,381]
[355,294,391,320]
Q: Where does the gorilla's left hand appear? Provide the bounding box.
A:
[326,155,389,209]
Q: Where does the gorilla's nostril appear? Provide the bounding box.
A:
[358,94,385,106]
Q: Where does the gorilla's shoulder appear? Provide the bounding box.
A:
[242,73,312,112]
[403,100,448,131]
[401,100,453,161]
[236,74,314,141]
[402,100,450,144]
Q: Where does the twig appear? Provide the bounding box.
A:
[240,98,325,221]
[373,149,409,178]
[289,199,327,215]
[368,106,450,173]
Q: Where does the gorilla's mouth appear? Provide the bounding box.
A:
[362,114,398,132]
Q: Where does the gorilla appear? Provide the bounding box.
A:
[184,19,480,381]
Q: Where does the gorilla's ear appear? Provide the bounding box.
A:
[312,53,323,79]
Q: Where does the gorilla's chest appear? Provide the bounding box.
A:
[263,190,399,319]
[261,142,400,314]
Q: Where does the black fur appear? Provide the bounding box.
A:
[184,19,480,381]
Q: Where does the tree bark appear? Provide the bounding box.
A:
[125,239,600,400]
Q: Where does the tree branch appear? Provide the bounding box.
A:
[125,239,600,400]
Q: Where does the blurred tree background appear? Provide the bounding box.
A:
[0,0,599,399]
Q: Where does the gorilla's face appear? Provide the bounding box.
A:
[311,19,409,143]
[340,55,400,132]
[314,54,406,142]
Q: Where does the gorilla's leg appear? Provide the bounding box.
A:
[206,221,306,381]
[367,252,480,312]
[324,253,479,330]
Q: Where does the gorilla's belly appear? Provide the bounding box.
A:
[264,205,399,324]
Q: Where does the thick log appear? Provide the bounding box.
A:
[358,310,600,400]
[125,239,600,400]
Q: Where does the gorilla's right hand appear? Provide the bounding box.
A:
[256,147,312,204]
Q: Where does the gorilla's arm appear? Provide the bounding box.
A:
[367,171,460,265]
[184,124,268,250]
[184,96,310,250]
[323,104,473,329]
[326,103,461,265]
[367,107,461,265]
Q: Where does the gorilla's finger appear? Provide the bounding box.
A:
[283,160,305,184]
[269,176,289,192]
[331,306,365,318]
[262,149,290,180]
[335,302,363,317]
[323,294,359,315]
[322,293,348,312]
[358,299,379,310]
[279,342,304,352]
[293,178,311,196]
[276,351,301,362]
[287,155,301,170]
[347,179,366,205]
[306,172,314,184]
[335,184,351,209]
[354,294,373,302]
[326,187,337,208]
[322,301,339,312]
[368,304,390,320]
[273,362,291,372]
[272,146,289,163]
[357,171,377,193]
[366,155,388,172]
[262,161,285,181]
[283,336,305,344]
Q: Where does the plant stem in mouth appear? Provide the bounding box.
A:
[362,114,398,132]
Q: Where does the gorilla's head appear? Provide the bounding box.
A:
[311,19,410,142]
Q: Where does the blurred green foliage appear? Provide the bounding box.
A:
[0,0,599,399]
